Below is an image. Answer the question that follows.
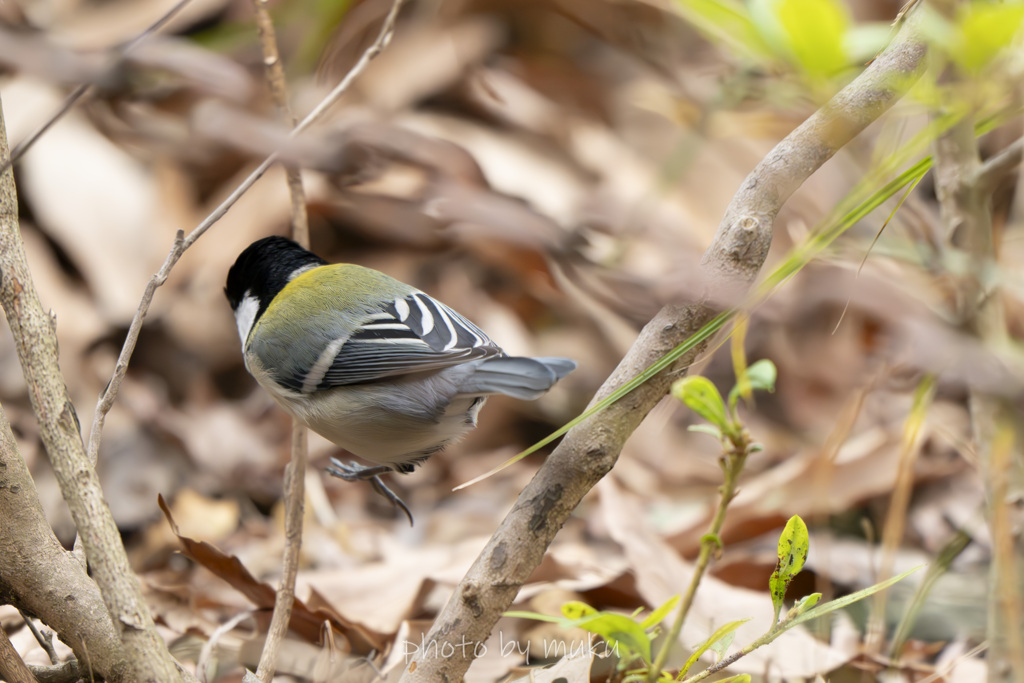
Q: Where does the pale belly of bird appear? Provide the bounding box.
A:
[281,375,489,469]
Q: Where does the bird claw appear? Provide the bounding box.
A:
[326,458,414,526]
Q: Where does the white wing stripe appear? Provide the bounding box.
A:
[360,323,410,331]
[414,294,435,335]
[439,306,460,350]
[350,337,430,345]
[303,336,346,393]
[394,298,410,321]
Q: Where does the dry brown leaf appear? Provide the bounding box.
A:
[295,536,488,635]
[158,495,386,653]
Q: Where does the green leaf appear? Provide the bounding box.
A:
[954,2,1024,72]
[688,424,724,440]
[561,601,597,620]
[745,360,777,392]
[716,675,751,683]
[776,515,809,578]
[792,592,821,615]
[672,377,729,429]
[677,619,749,678]
[769,571,786,625]
[770,515,809,625]
[728,357,775,414]
[640,595,680,630]
[785,566,924,630]
[560,602,652,663]
[775,0,850,76]
[890,530,971,658]
[708,630,735,659]
[579,614,652,663]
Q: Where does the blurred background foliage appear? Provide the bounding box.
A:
[0,0,1022,680]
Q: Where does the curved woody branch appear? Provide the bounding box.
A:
[400,9,928,683]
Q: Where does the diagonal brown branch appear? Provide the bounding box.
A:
[0,405,128,681]
[399,8,928,682]
[0,95,184,683]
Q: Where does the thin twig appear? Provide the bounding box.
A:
[17,611,59,664]
[197,611,255,683]
[1,0,194,176]
[86,231,184,464]
[973,135,1024,192]
[247,3,310,679]
[255,427,307,682]
[647,441,749,682]
[250,0,310,243]
[86,0,408,462]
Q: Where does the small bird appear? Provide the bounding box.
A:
[225,236,576,522]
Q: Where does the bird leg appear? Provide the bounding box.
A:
[326,458,414,525]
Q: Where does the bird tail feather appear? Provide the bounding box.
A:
[464,356,577,400]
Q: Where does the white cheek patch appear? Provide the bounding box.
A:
[234,293,260,347]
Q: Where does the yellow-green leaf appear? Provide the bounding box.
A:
[677,619,750,678]
[955,2,1024,72]
[776,0,850,76]
[770,515,809,624]
[672,377,728,429]
[776,515,809,578]
[640,595,680,629]
[745,359,777,393]
[561,601,598,620]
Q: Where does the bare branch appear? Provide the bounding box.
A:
[932,87,1023,683]
[251,0,310,243]
[18,612,59,664]
[399,8,929,682]
[974,136,1024,194]
[0,95,184,681]
[0,622,34,683]
[0,404,133,682]
[248,2,311,679]
[29,660,83,683]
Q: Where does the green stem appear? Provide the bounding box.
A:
[646,436,751,682]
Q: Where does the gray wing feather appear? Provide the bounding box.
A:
[314,292,501,390]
